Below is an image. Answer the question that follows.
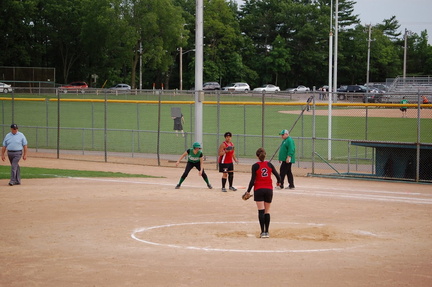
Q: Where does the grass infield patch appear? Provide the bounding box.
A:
[0,166,161,180]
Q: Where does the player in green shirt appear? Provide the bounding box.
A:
[400,97,408,118]
[175,142,212,189]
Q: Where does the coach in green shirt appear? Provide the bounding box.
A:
[278,129,296,189]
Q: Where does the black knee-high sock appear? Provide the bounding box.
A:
[258,209,265,233]
[228,172,234,187]
[222,178,227,188]
[264,213,270,233]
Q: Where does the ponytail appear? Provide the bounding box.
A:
[256,148,266,161]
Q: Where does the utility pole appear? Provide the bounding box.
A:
[179,46,183,90]
[139,41,142,91]
[194,0,204,145]
[366,24,372,85]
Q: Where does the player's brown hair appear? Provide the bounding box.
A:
[256,147,266,162]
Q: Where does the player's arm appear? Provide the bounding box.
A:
[232,148,239,163]
[246,163,259,193]
[176,151,188,166]
[268,162,281,186]
[218,143,225,156]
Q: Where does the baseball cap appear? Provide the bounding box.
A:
[192,142,202,149]
[10,124,18,129]
[279,129,288,135]
[224,132,232,137]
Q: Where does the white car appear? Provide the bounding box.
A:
[109,83,131,91]
[253,84,280,92]
[286,85,310,93]
[222,82,250,91]
[0,82,13,93]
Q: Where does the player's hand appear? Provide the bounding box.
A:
[175,161,179,167]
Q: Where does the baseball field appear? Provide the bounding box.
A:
[1,153,431,286]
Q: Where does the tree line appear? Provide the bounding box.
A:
[1,0,431,90]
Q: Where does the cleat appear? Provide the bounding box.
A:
[207,184,213,189]
[229,186,237,191]
[175,184,181,189]
[221,188,227,192]
[286,186,295,189]
[260,232,269,238]
[276,186,284,190]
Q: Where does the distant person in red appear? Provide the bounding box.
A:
[218,132,238,192]
[245,148,281,238]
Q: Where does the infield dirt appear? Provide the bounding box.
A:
[1,155,431,286]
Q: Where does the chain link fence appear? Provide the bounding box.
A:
[1,89,431,183]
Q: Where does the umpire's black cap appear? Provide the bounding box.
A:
[11,124,18,129]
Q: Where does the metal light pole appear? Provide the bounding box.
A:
[139,41,142,91]
[179,48,195,91]
[328,0,334,160]
[366,24,372,85]
[333,0,338,100]
[179,47,183,90]
[194,0,204,145]
[403,28,411,80]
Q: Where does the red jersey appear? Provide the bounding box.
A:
[218,141,235,164]
[254,161,273,190]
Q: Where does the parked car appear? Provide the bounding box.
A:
[337,85,367,100]
[363,93,384,103]
[59,81,88,93]
[286,85,310,93]
[109,83,131,91]
[362,87,387,103]
[0,82,13,93]
[222,82,250,92]
[253,84,280,92]
[336,85,347,93]
[364,83,389,92]
[203,82,221,90]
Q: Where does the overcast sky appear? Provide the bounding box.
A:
[234,0,432,41]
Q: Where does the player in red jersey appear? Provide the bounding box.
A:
[218,132,238,192]
[245,147,281,238]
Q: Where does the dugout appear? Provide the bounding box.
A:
[351,141,432,181]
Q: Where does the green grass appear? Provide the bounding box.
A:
[1,93,431,159]
[0,165,161,179]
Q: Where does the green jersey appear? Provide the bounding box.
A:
[187,148,203,163]
[278,136,296,163]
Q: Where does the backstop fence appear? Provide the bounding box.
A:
[1,89,431,183]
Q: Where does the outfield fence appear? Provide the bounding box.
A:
[1,89,431,183]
